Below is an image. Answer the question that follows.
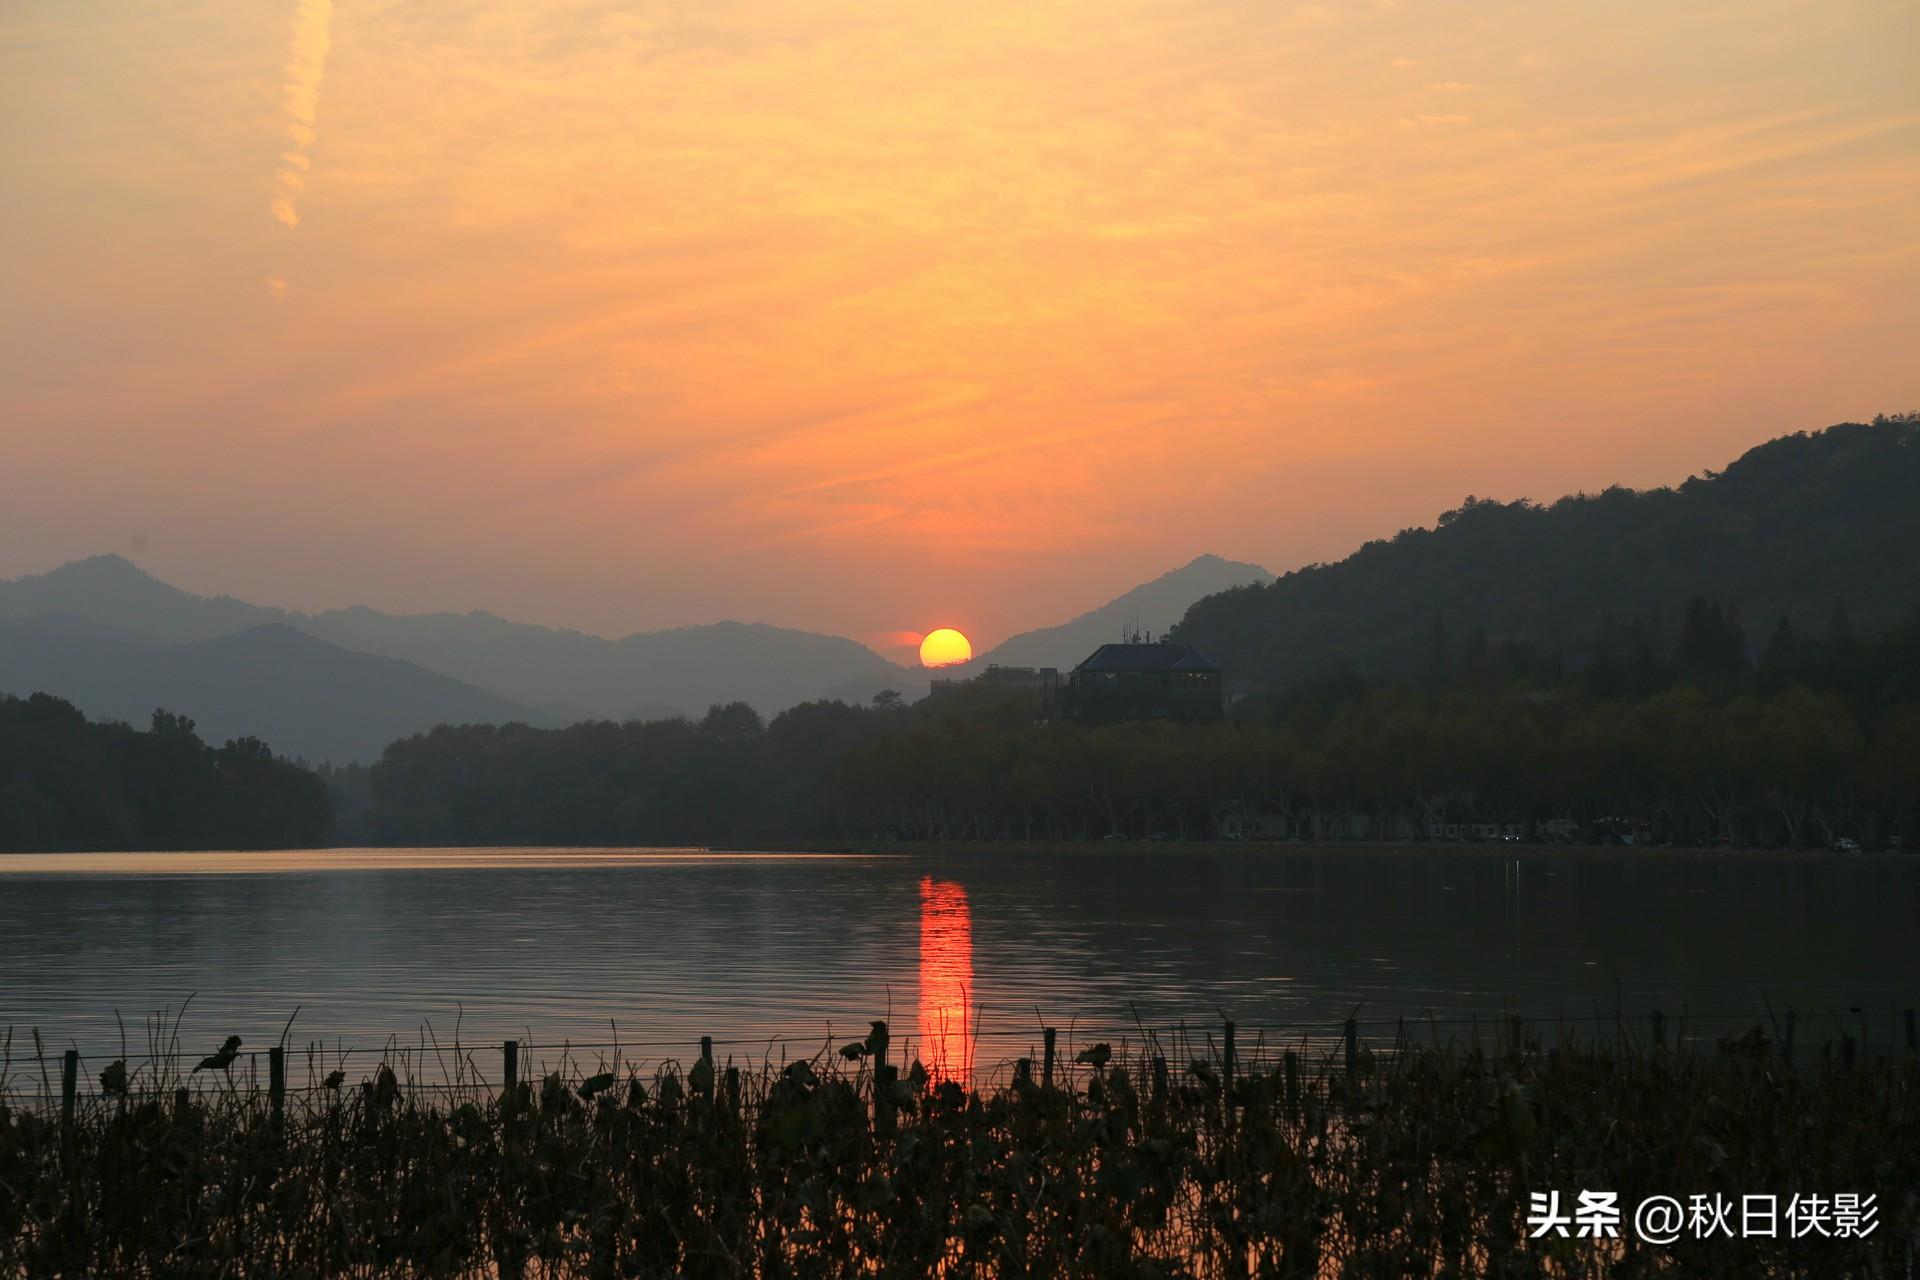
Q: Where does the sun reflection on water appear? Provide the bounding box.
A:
[917,876,974,1086]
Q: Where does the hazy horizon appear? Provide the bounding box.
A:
[4,0,1914,662]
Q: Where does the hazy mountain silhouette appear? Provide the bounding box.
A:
[0,555,282,641]
[297,609,924,721]
[0,553,1281,745]
[0,618,550,763]
[0,556,922,724]
[1171,416,1920,690]
[944,554,1273,676]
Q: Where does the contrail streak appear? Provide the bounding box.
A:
[270,0,333,230]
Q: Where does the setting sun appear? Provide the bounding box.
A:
[919,628,973,668]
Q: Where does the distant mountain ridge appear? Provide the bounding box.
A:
[946,554,1273,676]
[296,608,927,723]
[1170,416,1920,690]
[0,556,925,727]
[0,618,549,764]
[0,555,281,642]
[0,553,1284,729]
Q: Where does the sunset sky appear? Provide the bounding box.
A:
[2,0,1914,660]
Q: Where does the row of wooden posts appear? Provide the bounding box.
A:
[52,1008,1920,1144]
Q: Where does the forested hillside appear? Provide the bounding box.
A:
[1172,416,1920,690]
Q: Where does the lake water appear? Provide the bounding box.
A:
[2,846,1915,1085]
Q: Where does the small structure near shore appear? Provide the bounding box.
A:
[1057,635,1224,725]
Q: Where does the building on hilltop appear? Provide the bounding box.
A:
[1057,636,1224,725]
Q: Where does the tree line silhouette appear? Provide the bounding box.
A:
[0,694,328,851]
[4,595,1912,853]
[353,600,1918,850]
[1,608,1911,853]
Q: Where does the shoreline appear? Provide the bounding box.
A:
[2,838,1911,865]
[708,838,1916,864]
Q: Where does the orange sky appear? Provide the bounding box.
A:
[2,0,1915,662]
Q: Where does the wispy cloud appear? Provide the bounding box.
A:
[270,0,332,230]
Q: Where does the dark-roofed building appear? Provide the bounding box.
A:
[1057,640,1224,725]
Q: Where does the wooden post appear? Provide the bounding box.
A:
[1151,1055,1168,1106]
[1283,1050,1300,1120]
[1042,1028,1056,1088]
[61,1050,77,1148]
[1651,1009,1665,1050]
[700,1036,713,1065]
[1344,1019,1358,1077]
[1014,1057,1032,1088]
[269,1047,285,1121]
[1509,1015,1524,1054]
[502,1040,519,1095]
[1222,1021,1236,1094]
[874,1064,898,1137]
[1782,1011,1796,1064]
